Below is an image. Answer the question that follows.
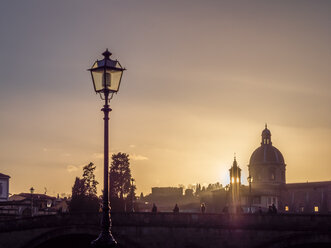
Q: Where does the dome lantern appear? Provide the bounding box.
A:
[249,125,285,165]
[261,123,272,145]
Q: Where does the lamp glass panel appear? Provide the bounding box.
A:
[90,59,124,93]
[91,70,104,92]
[109,70,123,92]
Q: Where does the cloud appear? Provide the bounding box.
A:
[66,165,79,173]
[131,154,149,161]
[92,152,148,161]
[92,153,103,159]
[129,144,136,148]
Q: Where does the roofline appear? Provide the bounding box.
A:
[285,181,331,188]
[0,173,10,179]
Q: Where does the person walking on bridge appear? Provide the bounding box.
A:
[201,203,206,213]
[173,204,179,213]
[152,203,157,213]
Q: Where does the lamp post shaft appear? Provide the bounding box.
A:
[91,90,117,247]
[102,91,111,234]
[31,194,33,217]
[131,179,134,212]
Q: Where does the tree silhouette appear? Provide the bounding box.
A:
[125,180,137,212]
[82,162,98,196]
[69,162,100,213]
[72,177,86,196]
[109,152,135,212]
[109,152,132,199]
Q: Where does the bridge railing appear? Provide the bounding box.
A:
[112,212,331,231]
[1,212,331,233]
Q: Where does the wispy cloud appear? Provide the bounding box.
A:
[129,144,136,148]
[66,165,79,173]
[131,154,149,161]
[92,153,103,159]
[92,152,122,159]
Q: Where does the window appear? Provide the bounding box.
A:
[314,206,319,212]
[231,177,234,183]
[268,197,271,205]
[285,206,289,212]
[236,177,240,183]
[300,206,304,212]
[269,168,276,181]
[257,174,261,181]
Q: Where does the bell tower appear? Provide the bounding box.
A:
[229,156,241,212]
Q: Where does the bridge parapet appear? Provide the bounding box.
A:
[1,213,331,248]
[1,212,331,232]
[112,212,331,231]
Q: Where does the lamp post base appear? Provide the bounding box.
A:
[91,232,117,248]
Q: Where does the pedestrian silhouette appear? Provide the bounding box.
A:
[258,207,262,214]
[272,203,277,214]
[201,203,206,213]
[151,203,157,213]
[173,203,179,213]
[268,206,273,214]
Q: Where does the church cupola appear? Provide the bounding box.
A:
[261,124,272,145]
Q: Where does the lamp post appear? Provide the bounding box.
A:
[130,178,135,212]
[247,175,252,213]
[30,187,34,217]
[89,49,125,248]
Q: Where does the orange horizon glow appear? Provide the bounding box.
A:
[0,1,330,197]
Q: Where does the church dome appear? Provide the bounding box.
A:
[249,145,284,165]
[249,125,285,165]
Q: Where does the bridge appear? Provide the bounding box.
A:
[0,213,331,248]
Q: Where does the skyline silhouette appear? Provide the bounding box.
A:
[0,1,330,196]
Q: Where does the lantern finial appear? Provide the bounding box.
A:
[102,49,112,59]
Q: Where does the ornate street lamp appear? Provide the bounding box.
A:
[89,49,125,247]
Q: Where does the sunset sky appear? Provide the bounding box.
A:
[0,1,330,196]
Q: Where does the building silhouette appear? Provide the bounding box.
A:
[239,125,331,213]
[0,173,10,202]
